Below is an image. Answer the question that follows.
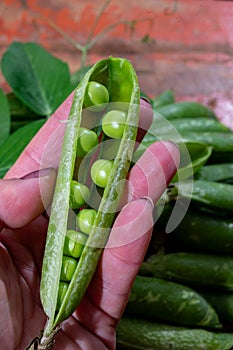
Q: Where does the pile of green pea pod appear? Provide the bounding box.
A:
[116,90,233,350]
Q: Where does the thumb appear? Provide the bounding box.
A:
[0,168,56,229]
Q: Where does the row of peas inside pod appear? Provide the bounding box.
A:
[56,80,132,310]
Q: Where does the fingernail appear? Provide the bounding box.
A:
[20,167,55,180]
[141,196,154,211]
[122,196,154,214]
[140,97,152,107]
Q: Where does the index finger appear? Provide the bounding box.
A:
[5,94,152,179]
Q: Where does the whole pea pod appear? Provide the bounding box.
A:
[196,163,233,183]
[155,101,217,120]
[158,203,233,254]
[201,290,233,324]
[125,275,221,328]
[169,179,233,216]
[152,89,175,109]
[169,117,231,133]
[141,252,233,291]
[117,317,233,350]
[32,57,140,348]
[180,131,233,163]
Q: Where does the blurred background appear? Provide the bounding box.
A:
[0,0,233,127]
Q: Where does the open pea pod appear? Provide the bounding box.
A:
[39,57,140,341]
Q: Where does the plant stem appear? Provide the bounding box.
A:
[87,0,112,44]
[86,18,148,50]
[81,47,88,69]
[38,14,84,52]
[37,0,152,73]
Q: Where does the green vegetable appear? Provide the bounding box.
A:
[168,117,231,133]
[63,230,87,258]
[56,282,68,311]
[76,208,97,235]
[201,291,233,324]
[160,204,233,254]
[69,180,90,209]
[60,256,78,282]
[0,119,45,178]
[117,317,233,350]
[83,81,109,111]
[102,110,127,138]
[196,163,233,183]
[142,252,233,291]
[176,179,233,216]
[125,276,220,328]
[76,128,98,158]
[91,159,114,188]
[180,131,233,163]
[155,101,216,120]
[152,89,175,109]
[136,113,213,180]
[39,57,140,340]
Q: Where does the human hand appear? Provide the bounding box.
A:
[0,94,179,350]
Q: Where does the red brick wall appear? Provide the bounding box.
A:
[1,0,233,127]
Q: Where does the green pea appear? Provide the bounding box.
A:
[83,81,109,112]
[102,110,127,138]
[60,256,78,282]
[56,282,69,311]
[91,159,114,188]
[76,127,98,158]
[76,208,97,235]
[70,180,90,209]
[63,230,87,258]
[81,109,100,129]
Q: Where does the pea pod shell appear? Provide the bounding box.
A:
[155,101,216,120]
[117,317,233,350]
[146,252,233,291]
[152,89,175,109]
[40,57,140,333]
[201,291,233,324]
[126,276,220,328]
[55,58,140,326]
[159,204,233,254]
[177,179,233,215]
[180,131,233,163]
[196,163,233,183]
[169,117,231,133]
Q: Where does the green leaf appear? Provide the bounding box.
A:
[0,89,10,146]
[0,119,45,178]
[1,42,73,116]
[7,92,38,121]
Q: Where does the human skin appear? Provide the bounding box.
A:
[0,95,180,350]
